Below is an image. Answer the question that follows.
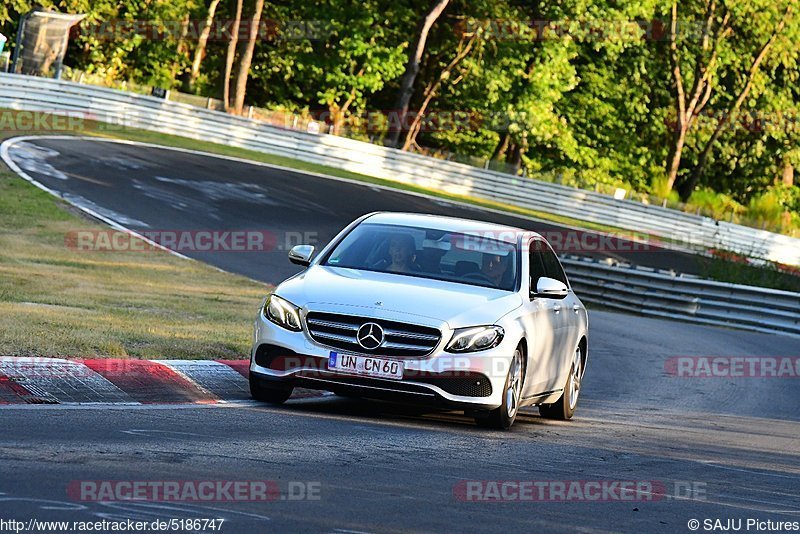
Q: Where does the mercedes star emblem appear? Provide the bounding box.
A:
[356,322,384,350]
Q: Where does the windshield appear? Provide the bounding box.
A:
[322,223,518,291]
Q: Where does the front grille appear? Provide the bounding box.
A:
[305,311,441,358]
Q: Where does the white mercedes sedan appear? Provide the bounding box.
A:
[250,212,588,429]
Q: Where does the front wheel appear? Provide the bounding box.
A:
[475,346,524,430]
[539,344,583,420]
[249,374,293,404]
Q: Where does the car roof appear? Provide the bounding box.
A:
[362,212,541,245]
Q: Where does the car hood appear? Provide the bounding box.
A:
[275,265,522,329]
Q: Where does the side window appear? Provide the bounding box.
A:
[529,240,548,286]
[540,244,568,285]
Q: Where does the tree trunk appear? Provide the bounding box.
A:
[223,0,243,111]
[189,0,222,90]
[329,77,362,136]
[327,100,348,136]
[170,13,191,82]
[397,79,434,150]
[665,123,688,191]
[326,103,342,135]
[506,142,522,174]
[385,0,450,147]
[233,0,265,114]
[177,13,190,56]
[782,159,794,186]
[491,132,510,161]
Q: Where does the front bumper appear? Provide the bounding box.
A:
[250,313,517,410]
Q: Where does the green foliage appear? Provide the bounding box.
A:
[769,182,800,212]
[314,15,406,114]
[650,176,681,204]
[744,185,798,234]
[687,188,744,220]
[1,0,198,87]
[700,255,800,293]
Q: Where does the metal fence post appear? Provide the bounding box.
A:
[10,13,28,74]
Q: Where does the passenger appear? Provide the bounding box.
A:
[481,252,510,286]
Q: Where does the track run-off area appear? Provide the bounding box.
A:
[0,136,798,533]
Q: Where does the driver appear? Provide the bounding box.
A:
[480,252,510,286]
[384,234,419,273]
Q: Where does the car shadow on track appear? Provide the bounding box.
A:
[250,394,558,431]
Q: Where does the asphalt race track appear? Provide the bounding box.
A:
[5,136,706,282]
[1,137,798,533]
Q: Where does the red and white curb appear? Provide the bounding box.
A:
[0,358,323,405]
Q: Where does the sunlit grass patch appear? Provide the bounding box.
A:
[0,144,268,358]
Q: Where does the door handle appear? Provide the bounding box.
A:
[553,304,562,313]
[573,304,580,314]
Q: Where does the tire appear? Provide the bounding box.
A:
[474,345,524,430]
[249,374,293,404]
[539,344,583,420]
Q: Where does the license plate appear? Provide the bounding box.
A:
[328,351,403,380]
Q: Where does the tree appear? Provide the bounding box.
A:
[422,1,584,176]
[188,0,221,90]
[401,24,479,150]
[316,31,406,135]
[663,0,796,199]
[232,0,265,114]
[223,0,243,111]
[665,0,732,193]
[385,0,450,147]
[678,2,794,198]
[170,11,192,82]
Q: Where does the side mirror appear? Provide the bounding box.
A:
[288,244,315,266]
[532,276,568,299]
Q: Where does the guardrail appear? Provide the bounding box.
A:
[561,255,800,337]
[1,72,799,267]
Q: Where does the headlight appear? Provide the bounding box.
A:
[263,295,302,332]
[446,326,504,353]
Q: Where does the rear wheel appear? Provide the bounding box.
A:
[249,374,293,404]
[475,346,524,430]
[539,344,582,420]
